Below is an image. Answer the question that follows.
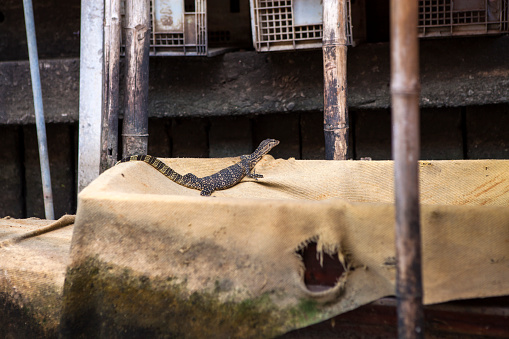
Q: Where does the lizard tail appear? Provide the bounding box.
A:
[116,155,201,189]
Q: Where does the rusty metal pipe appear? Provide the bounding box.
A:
[323,0,349,160]
[390,0,424,338]
[122,0,150,157]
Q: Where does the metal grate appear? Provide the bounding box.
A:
[259,0,294,42]
[420,0,452,26]
[250,0,353,52]
[294,25,322,40]
[419,0,509,37]
[151,33,185,46]
[453,9,485,23]
[121,0,207,56]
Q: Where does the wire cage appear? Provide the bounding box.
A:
[418,0,509,37]
[121,0,207,56]
[249,0,354,52]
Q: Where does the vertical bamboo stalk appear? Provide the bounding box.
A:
[101,0,111,171]
[390,0,424,338]
[323,0,349,160]
[122,0,150,157]
[101,0,122,172]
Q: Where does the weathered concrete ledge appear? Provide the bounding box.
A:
[1,36,508,124]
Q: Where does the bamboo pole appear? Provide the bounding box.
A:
[323,0,349,160]
[122,0,150,157]
[100,0,122,172]
[390,0,424,338]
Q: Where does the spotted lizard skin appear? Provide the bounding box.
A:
[116,138,279,196]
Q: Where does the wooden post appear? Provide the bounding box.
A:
[390,0,424,338]
[122,0,150,157]
[323,0,349,160]
[101,0,121,172]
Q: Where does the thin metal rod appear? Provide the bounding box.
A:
[390,0,424,338]
[23,0,54,220]
[323,0,349,160]
[122,0,150,157]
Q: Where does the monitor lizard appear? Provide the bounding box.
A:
[116,138,280,196]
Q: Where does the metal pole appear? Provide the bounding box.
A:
[323,0,349,160]
[390,0,424,338]
[101,0,121,172]
[78,0,104,192]
[22,0,54,220]
[122,0,150,157]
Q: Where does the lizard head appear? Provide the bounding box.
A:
[258,138,280,154]
[259,138,280,151]
[249,139,280,164]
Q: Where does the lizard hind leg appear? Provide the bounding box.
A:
[182,173,200,185]
[183,173,199,181]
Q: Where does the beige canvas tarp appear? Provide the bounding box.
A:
[0,217,74,337]
[60,157,509,337]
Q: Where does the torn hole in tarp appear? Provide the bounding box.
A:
[295,236,353,301]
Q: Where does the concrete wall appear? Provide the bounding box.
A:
[2,37,509,124]
[0,0,81,62]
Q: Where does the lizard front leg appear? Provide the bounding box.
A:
[247,169,263,180]
[200,188,214,196]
